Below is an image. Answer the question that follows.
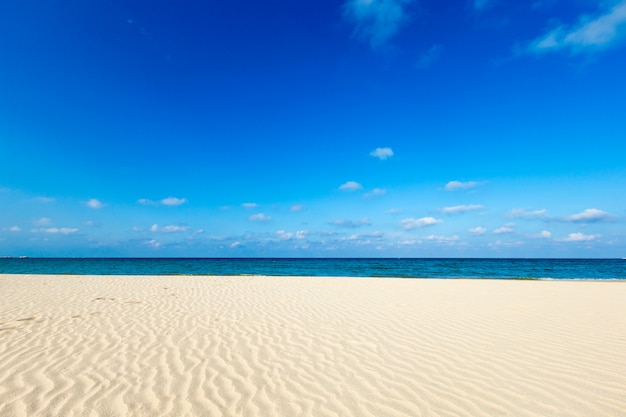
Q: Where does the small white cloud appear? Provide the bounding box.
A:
[230,241,242,248]
[331,218,371,228]
[370,147,394,160]
[469,226,487,236]
[276,230,293,240]
[564,208,611,223]
[161,196,187,206]
[364,188,387,198]
[528,1,626,54]
[133,226,143,232]
[494,224,515,234]
[398,239,420,246]
[34,197,55,203]
[33,218,52,226]
[138,198,157,206]
[86,198,104,209]
[441,204,484,214]
[343,0,414,48]
[506,208,548,220]
[160,225,190,233]
[290,204,304,212]
[8,226,21,232]
[426,234,459,243]
[560,232,601,242]
[146,239,161,248]
[444,180,482,191]
[139,197,187,206]
[400,217,442,230]
[276,230,308,241]
[339,181,363,191]
[534,230,552,238]
[249,213,272,222]
[242,202,259,208]
[37,227,79,234]
[149,224,189,233]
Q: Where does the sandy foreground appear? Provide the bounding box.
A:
[0,275,625,417]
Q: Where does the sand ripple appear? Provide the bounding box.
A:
[1,274,625,417]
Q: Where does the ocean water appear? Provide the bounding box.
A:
[1,258,625,280]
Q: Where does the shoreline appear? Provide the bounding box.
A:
[2,273,625,281]
[1,274,625,416]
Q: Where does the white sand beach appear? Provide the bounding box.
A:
[1,274,625,417]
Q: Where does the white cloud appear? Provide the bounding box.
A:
[242,202,259,208]
[386,208,402,214]
[146,239,161,248]
[444,180,482,191]
[149,224,189,233]
[400,217,442,230]
[86,198,104,209]
[138,198,157,206]
[564,208,611,223]
[534,230,552,238]
[529,1,626,54]
[469,226,487,236]
[8,226,21,232]
[33,217,52,226]
[249,213,272,222]
[364,188,387,198]
[560,232,601,242]
[161,225,190,233]
[441,204,484,214]
[139,197,187,206]
[506,208,548,219]
[398,239,420,246]
[230,241,242,248]
[161,196,187,206]
[494,224,515,234]
[34,197,55,203]
[370,147,394,160]
[339,181,363,191]
[290,204,304,212]
[331,218,371,228]
[276,230,293,240]
[36,227,79,234]
[343,0,414,48]
[276,229,309,241]
[295,230,308,240]
[426,234,459,243]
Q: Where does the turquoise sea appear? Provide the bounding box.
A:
[1,258,625,280]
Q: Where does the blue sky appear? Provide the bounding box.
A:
[1,0,625,257]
